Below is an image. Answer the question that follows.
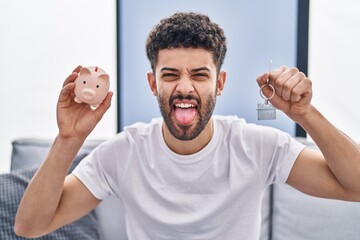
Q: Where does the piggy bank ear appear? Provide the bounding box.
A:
[98,73,109,83]
[80,67,91,75]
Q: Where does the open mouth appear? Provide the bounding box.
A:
[173,101,198,125]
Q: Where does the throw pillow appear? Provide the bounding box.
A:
[0,154,101,240]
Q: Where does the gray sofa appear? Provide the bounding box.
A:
[1,138,360,240]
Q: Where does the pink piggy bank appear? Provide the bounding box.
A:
[74,66,110,108]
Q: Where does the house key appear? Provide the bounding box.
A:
[257,61,276,120]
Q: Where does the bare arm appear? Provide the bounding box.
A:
[14,66,113,237]
[257,67,360,201]
[288,106,360,201]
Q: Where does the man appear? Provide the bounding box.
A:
[15,12,360,239]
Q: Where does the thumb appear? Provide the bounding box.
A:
[256,72,275,100]
[256,72,269,87]
[93,91,113,122]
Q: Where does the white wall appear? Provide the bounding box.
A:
[309,0,360,142]
[0,0,117,172]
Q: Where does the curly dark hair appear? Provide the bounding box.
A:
[146,12,227,73]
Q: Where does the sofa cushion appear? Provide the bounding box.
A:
[0,155,101,239]
[272,138,360,240]
[272,184,360,240]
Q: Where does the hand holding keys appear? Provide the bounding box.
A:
[257,61,276,120]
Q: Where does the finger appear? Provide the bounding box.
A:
[93,91,113,121]
[290,77,312,103]
[72,65,82,73]
[257,72,281,100]
[58,82,75,103]
[273,67,299,98]
[257,65,288,87]
[257,72,276,99]
[63,72,78,87]
[62,65,82,87]
[269,65,287,84]
[256,72,269,87]
[281,72,305,101]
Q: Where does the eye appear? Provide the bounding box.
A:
[162,73,177,77]
[96,85,99,88]
[83,81,86,84]
[162,73,179,81]
[193,73,209,80]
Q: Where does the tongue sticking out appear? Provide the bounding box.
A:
[174,108,196,125]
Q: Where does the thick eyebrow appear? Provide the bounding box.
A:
[160,67,179,72]
[189,67,211,73]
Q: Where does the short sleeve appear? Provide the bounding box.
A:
[274,136,305,184]
[72,133,131,200]
[261,128,305,186]
[72,150,110,200]
[238,124,305,187]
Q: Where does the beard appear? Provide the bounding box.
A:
[157,91,216,141]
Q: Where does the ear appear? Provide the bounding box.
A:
[216,71,226,96]
[98,73,110,83]
[147,72,157,96]
[80,67,91,75]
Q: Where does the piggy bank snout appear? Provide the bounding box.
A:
[81,88,96,100]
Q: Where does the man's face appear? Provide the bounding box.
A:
[148,48,225,141]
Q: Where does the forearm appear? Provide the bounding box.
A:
[15,135,84,236]
[292,105,360,193]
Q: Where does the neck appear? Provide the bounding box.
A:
[162,118,214,155]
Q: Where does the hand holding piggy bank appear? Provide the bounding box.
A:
[74,66,110,108]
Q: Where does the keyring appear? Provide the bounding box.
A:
[259,83,275,101]
[257,60,277,120]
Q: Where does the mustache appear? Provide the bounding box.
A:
[169,94,200,105]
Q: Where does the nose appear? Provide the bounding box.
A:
[82,88,96,100]
[175,76,194,95]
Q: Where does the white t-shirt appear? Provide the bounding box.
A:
[73,115,305,240]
